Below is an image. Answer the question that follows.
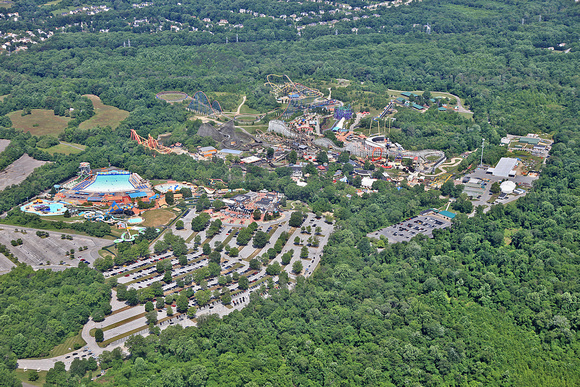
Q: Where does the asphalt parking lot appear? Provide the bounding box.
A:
[0,224,111,271]
[369,215,452,243]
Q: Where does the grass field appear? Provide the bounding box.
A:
[0,94,8,101]
[48,330,86,357]
[239,125,267,135]
[9,109,71,136]
[157,92,188,102]
[239,105,259,114]
[142,209,175,227]
[0,1,13,8]
[79,94,129,130]
[44,142,86,155]
[14,369,47,386]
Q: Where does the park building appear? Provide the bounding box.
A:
[198,146,218,158]
[487,157,518,177]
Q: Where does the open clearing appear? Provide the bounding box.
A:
[41,0,62,6]
[8,109,71,136]
[44,142,85,155]
[79,94,129,130]
[0,139,10,153]
[141,209,175,227]
[14,369,47,386]
[49,331,86,357]
[0,154,47,191]
[157,92,188,103]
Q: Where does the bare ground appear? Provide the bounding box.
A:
[0,139,10,153]
[0,154,47,191]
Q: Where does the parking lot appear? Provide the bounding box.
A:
[0,224,111,272]
[369,214,452,243]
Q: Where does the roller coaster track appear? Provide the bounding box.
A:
[265,74,323,99]
[130,129,172,154]
[423,157,463,177]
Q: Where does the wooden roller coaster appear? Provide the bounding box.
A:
[130,129,172,154]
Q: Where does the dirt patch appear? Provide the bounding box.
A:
[79,94,129,130]
[0,154,47,191]
[141,209,176,227]
[8,109,71,136]
[0,139,10,153]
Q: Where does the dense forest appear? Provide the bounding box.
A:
[0,0,578,385]
[50,119,580,387]
[0,265,109,358]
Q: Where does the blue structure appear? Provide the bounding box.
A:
[188,91,223,116]
[334,104,354,120]
[438,210,456,219]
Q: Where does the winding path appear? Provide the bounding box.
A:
[423,157,463,177]
[235,95,247,115]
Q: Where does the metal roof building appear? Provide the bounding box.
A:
[488,157,518,177]
[519,137,540,145]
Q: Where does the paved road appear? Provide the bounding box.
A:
[448,92,472,114]
[17,212,335,372]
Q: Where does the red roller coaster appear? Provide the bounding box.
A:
[371,147,383,162]
[130,129,172,154]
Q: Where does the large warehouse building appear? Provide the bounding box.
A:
[487,157,518,177]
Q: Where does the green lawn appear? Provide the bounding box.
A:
[238,105,259,114]
[9,109,71,136]
[48,330,86,357]
[79,94,129,130]
[43,142,86,155]
[41,0,62,5]
[14,369,47,386]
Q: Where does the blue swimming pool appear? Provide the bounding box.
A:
[20,201,66,216]
[84,173,135,193]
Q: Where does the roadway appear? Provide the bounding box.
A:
[17,211,335,371]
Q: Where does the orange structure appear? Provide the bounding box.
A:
[130,129,172,154]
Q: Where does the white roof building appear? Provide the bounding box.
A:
[500,180,516,194]
[488,157,518,177]
[241,156,261,164]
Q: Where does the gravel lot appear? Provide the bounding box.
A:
[0,154,48,191]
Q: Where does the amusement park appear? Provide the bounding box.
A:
[145,75,476,189]
[144,75,542,199]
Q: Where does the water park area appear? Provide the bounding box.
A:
[114,226,147,243]
[56,166,155,206]
[154,182,196,193]
[20,199,67,216]
[127,217,144,224]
